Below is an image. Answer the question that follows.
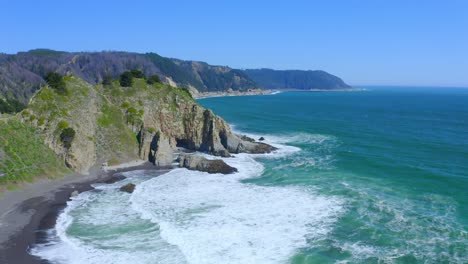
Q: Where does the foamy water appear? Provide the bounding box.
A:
[31,134,344,264]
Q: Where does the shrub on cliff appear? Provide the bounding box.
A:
[130,69,145,79]
[146,75,161,85]
[60,127,76,149]
[119,71,133,87]
[45,72,67,95]
[0,98,26,114]
[58,121,69,129]
[177,87,193,98]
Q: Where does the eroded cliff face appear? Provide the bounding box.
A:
[137,91,276,166]
[24,77,275,173]
[25,78,100,174]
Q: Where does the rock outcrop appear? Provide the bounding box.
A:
[119,183,136,193]
[138,100,277,166]
[178,154,237,174]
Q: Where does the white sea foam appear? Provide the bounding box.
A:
[236,130,334,146]
[333,182,468,263]
[130,150,343,264]
[32,134,344,264]
[31,171,187,264]
[235,130,338,170]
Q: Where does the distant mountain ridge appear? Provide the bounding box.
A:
[0,49,351,103]
[243,68,351,90]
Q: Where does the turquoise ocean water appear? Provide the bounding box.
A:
[32,87,468,263]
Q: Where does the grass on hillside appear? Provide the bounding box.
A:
[0,119,69,187]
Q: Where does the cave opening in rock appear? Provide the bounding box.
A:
[176,138,194,151]
[219,131,228,149]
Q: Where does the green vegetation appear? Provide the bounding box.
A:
[58,121,69,129]
[38,116,46,126]
[60,127,76,149]
[102,75,112,86]
[132,78,147,92]
[119,71,134,87]
[98,104,123,127]
[177,87,193,98]
[0,120,69,186]
[1,50,265,105]
[121,102,130,108]
[27,49,67,57]
[45,72,68,95]
[146,74,161,85]
[0,98,26,114]
[119,69,146,87]
[125,107,143,127]
[130,69,145,79]
[96,99,138,153]
[28,79,87,125]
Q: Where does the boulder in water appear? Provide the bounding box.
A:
[258,137,265,141]
[240,135,256,142]
[178,154,237,174]
[120,183,136,193]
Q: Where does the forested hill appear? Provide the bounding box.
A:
[0,49,351,103]
[243,69,351,90]
[0,50,257,103]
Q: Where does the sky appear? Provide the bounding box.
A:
[2,0,468,87]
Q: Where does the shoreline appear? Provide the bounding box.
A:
[193,89,274,99]
[0,161,170,264]
[193,88,364,99]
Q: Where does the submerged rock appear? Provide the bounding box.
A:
[178,154,238,174]
[119,183,136,193]
[258,137,265,141]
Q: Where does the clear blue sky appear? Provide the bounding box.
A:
[2,0,468,86]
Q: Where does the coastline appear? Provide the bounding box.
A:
[193,89,274,99]
[0,161,170,264]
[193,87,364,100]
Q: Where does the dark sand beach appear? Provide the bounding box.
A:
[0,162,170,264]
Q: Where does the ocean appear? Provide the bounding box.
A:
[32,87,468,263]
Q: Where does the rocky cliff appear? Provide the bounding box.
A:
[4,76,274,180]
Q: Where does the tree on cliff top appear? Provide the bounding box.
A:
[0,98,26,114]
[130,69,145,79]
[119,71,133,87]
[146,74,161,85]
[45,72,67,95]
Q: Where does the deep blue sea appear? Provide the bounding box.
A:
[33,87,468,263]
